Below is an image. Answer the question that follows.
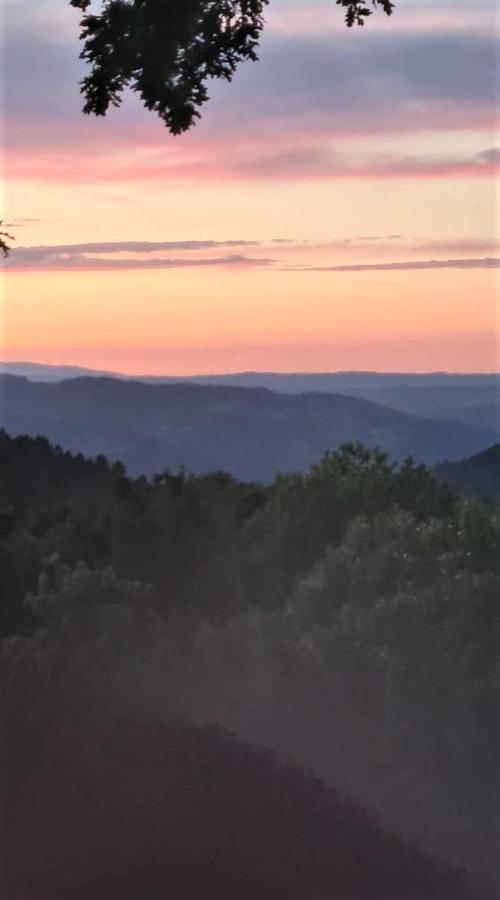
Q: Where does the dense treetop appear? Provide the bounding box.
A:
[69,0,395,134]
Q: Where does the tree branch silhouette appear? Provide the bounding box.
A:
[69,0,395,135]
[0,222,14,258]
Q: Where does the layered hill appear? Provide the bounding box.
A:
[2,362,498,436]
[435,444,500,501]
[0,374,495,480]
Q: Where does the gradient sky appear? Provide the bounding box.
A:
[2,0,499,374]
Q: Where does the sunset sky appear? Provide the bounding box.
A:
[2,0,499,374]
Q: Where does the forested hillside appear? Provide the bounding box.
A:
[435,444,500,502]
[1,432,499,896]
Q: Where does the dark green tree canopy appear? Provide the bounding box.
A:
[70,0,395,135]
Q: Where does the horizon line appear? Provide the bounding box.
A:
[2,360,500,379]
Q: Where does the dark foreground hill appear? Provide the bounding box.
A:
[435,444,500,501]
[0,374,495,480]
[5,714,473,900]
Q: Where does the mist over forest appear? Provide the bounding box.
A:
[2,429,498,898]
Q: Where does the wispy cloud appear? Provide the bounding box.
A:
[5,238,499,274]
[11,239,261,255]
[8,141,500,186]
[3,217,45,227]
[232,147,500,182]
[299,237,500,254]
[4,245,275,272]
[285,257,500,273]
[410,239,500,255]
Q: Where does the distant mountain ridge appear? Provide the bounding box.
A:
[2,361,498,437]
[0,361,124,381]
[2,360,498,385]
[0,374,496,481]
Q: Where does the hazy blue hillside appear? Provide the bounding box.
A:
[435,444,500,501]
[2,362,498,435]
[342,385,499,434]
[0,360,120,381]
[0,374,495,480]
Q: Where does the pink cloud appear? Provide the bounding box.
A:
[4,25,498,187]
[6,136,499,186]
[285,257,500,273]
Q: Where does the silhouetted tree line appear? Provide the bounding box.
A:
[1,430,498,896]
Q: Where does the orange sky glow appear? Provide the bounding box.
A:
[2,0,499,374]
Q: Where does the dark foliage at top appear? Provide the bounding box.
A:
[69,0,395,134]
[339,0,394,27]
